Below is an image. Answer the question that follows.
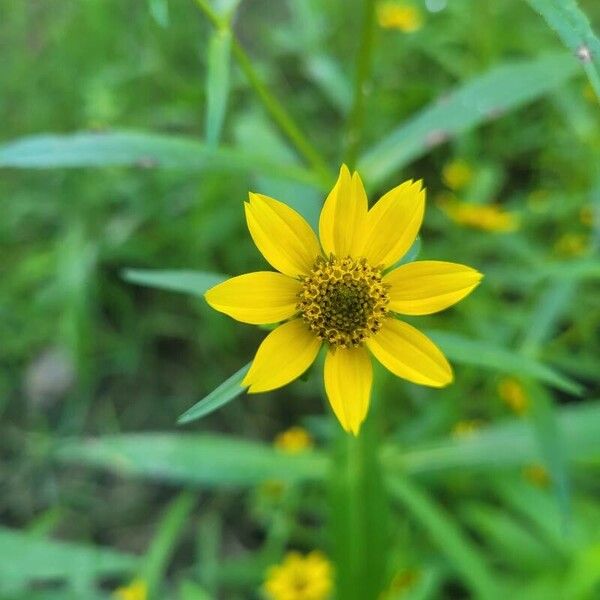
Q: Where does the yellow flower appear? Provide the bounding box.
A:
[522,464,551,488]
[206,165,482,435]
[498,377,528,415]
[451,419,484,438]
[264,551,333,600]
[554,232,587,257]
[442,159,474,191]
[377,3,423,32]
[438,197,518,232]
[274,426,313,454]
[113,579,147,600]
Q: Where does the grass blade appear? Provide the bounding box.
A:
[383,401,600,474]
[428,331,583,395]
[388,476,499,599]
[178,362,249,424]
[526,0,600,101]
[123,269,226,298]
[143,491,197,595]
[358,54,578,185]
[0,526,138,587]
[0,131,325,187]
[205,29,232,146]
[54,434,328,487]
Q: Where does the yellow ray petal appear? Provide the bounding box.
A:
[243,319,321,393]
[324,346,372,435]
[367,319,452,387]
[245,193,321,278]
[362,179,425,269]
[205,272,301,324]
[384,260,482,315]
[319,165,368,258]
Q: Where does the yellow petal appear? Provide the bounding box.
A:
[324,346,372,435]
[384,260,482,315]
[319,165,368,258]
[205,272,301,324]
[243,319,321,392]
[362,179,425,269]
[367,319,452,387]
[245,193,321,277]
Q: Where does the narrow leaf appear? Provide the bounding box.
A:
[0,527,137,586]
[0,131,325,187]
[384,401,600,474]
[205,29,232,146]
[54,434,328,487]
[388,476,499,599]
[359,54,579,185]
[526,0,600,100]
[123,269,226,298]
[178,363,249,424]
[427,330,583,395]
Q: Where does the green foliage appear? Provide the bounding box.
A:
[2,0,600,598]
[358,53,580,185]
[0,527,138,591]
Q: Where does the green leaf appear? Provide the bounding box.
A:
[358,54,579,185]
[427,331,583,395]
[384,401,600,474]
[388,476,499,599]
[123,269,226,298]
[148,0,169,27]
[0,131,325,187]
[0,526,138,588]
[205,29,232,146]
[178,362,250,424]
[143,492,196,594]
[524,381,572,533]
[526,0,600,101]
[54,434,328,487]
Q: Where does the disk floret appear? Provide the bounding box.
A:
[297,255,389,348]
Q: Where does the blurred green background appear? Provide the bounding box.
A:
[1,0,600,598]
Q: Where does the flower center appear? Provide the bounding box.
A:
[297,255,389,348]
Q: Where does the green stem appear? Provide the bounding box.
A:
[328,386,389,600]
[193,0,332,184]
[344,0,377,169]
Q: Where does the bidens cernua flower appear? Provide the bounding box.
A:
[205,165,482,435]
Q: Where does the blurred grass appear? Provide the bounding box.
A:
[1,0,600,598]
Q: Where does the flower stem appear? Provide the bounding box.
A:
[193,0,333,185]
[328,385,389,599]
[344,0,377,170]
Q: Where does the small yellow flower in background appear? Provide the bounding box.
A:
[274,426,313,454]
[438,197,519,232]
[523,464,551,488]
[206,165,482,435]
[377,2,423,32]
[498,377,529,416]
[264,551,333,600]
[554,232,587,257]
[451,419,484,439]
[442,159,474,191]
[113,579,147,600]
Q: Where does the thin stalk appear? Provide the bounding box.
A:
[344,0,377,169]
[193,0,332,184]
